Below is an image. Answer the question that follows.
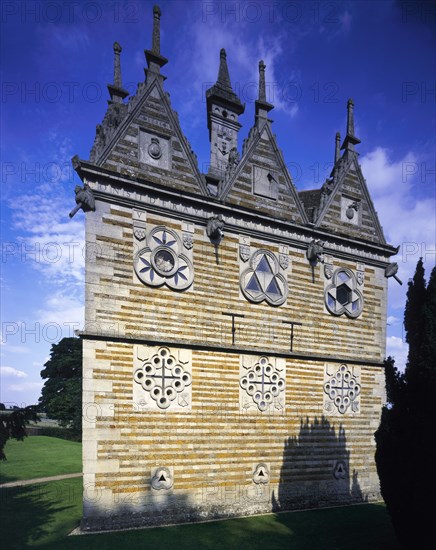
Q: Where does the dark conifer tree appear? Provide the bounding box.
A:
[375,259,436,548]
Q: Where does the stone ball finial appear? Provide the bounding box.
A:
[348,98,354,107]
[220,48,227,59]
[259,60,266,70]
[336,131,340,138]
[113,42,122,53]
[153,5,161,17]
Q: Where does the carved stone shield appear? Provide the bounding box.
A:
[134,227,146,241]
[239,244,250,262]
[182,232,193,250]
[324,263,333,279]
[356,270,364,285]
[279,253,289,271]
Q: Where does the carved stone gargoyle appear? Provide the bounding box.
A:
[307,239,325,266]
[307,239,325,283]
[69,184,96,218]
[385,262,403,285]
[206,215,224,245]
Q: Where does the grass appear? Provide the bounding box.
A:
[0,436,81,483]
[0,436,401,548]
[1,480,401,550]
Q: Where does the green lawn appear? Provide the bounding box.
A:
[0,436,81,483]
[1,479,401,550]
[0,436,401,549]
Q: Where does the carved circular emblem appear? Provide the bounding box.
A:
[134,347,192,410]
[151,246,178,277]
[325,268,363,318]
[324,364,361,414]
[148,138,162,159]
[240,249,288,306]
[240,356,285,412]
[346,205,355,219]
[134,227,194,291]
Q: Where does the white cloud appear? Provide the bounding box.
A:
[361,147,436,311]
[0,366,28,378]
[7,381,43,393]
[36,292,84,339]
[0,343,31,354]
[387,315,400,326]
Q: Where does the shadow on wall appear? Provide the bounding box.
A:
[272,415,367,512]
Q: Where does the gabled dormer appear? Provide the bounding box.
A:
[300,100,386,244]
[218,60,308,224]
[80,6,207,197]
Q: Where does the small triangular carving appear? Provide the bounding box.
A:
[265,277,282,297]
[256,255,273,274]
[158,474,166,482]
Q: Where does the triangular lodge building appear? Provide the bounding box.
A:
[72,5,398,531]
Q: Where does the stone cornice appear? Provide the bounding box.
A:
[75,160,398,266]
[79,331,385,368]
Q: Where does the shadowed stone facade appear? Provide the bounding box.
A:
[73,5,399,532]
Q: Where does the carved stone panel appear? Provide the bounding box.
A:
[325,267,363,318]
[253,463,270,484]
[240,249,288,306]
[340,196,360,226]
[323,363,361,415]
[253,165,279,200]
[240,355,286,413]
[139,131,171,170]
[134,226,194,291]
[333,461,347,479]
[133,346,192,411]
[151,466,174,490]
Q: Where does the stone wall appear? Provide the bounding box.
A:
[81,192,387,531]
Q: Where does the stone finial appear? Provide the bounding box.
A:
[340,98,361,153]
[217,48,232,90]
[335,131,341,163]
[258,60,266,102]
[152,5,162,54]
[107,42,129,104]
[113,42,122,88]
[346,98,355,136]
[144,4,168,78]
[255,59,273,125]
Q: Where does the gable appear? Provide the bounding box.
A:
[315,156,386,244]
[94,80,207,196]
[220,123,308,224]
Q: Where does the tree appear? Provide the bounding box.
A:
[0,404,39,460]
[38,337,83,437]
[375,259,436,548]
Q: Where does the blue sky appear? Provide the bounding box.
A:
[1,0,435,406]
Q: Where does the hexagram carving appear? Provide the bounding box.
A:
[325,267,363,318]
